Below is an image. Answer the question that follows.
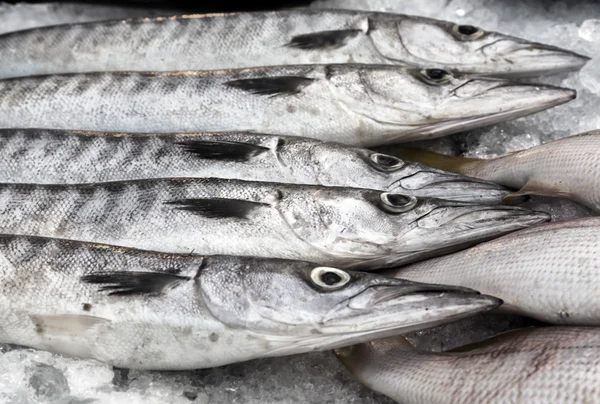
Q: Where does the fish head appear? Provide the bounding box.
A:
[276,139,509,203]
[199,258,502,351]
[367,14,589,77]
[274,188,549,268]
[326,64,576,143]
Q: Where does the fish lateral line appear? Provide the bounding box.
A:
[223,76,315,97]
[175,139,269,162]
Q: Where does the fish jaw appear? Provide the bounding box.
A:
[387,164,511,204]
[456,37,591,78]
[260,281,501,356]
[414,81,574,142]
[370,79,576,144]
[364,203,551,268]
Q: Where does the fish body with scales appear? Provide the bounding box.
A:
[385,217,600,325]
[0,178,549,270]
[335,327,600,404]
[0,65,576,146]
[0,9,588,79]
[0,129,509,203]
[0,234,501,370]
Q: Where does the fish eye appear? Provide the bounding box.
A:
[420,68,451,85]
[310,267,351,290]
[452,24,485,40]
[380,192,418,213]
[370,153,405,171]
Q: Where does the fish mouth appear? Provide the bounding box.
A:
[368,203,551,267]
[292,281,501,351]
[382,82,575,144]
[470,39,591,78]
[388,168,511,204]
[260,279,501,356]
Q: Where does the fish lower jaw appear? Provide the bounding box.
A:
[383,101,574,144]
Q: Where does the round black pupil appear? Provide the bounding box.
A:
[458,25,479,36]
[375,154,400,167]
[321,272,342,286]
[387,194,410,206]
[426,69,448,80]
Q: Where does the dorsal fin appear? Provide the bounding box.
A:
[81,271,191,296]
[286,29,362,50]
[175,140,269,162]
[224,76,315,97]
[165,198,270,219]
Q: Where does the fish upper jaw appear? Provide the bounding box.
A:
[297,287,502,351]
[467,38,591,78]
[382,81,575,143]
[387,168,511,204]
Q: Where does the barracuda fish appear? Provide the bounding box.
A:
[0,178,549,269]
[385,130,600,210]
[0,234,502,370]
[0,9,589,79]
[0,129,509,203]
[0,65,576,146]
[384,218,600,325]
[335,327,600,404]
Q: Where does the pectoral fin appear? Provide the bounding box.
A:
[30,314,110,335]
[29,314,110,359]
[503,181,567,204]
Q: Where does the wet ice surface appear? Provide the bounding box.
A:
[1,0,599,403]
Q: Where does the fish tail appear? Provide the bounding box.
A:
[376,146,482,176]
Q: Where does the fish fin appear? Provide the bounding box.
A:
[285,29,362,50]
[503,181,566,204]
[175,140,269,162]
[374,146,480,175]
[81,271,191,296]
[30,314,110,334]
[165,198,270,219]
[224,77,315,97]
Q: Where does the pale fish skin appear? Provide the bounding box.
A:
[335,327,600,404]
[0,178,550,270]
[384,217,600,324]
[0,129,509,203]
[455,131,600,213]
[0,65,576,146]
[0,2,180,35]
[0,234,502,370]
[0,9,589,79]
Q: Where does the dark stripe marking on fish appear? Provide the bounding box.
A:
[223,76,315,97]
[82,271,191,296]
[285,29,362,50]
[175,140,270,162]
[165,198,270,219]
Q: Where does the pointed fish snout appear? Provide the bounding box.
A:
[391,169,512,204]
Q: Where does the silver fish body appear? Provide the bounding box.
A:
[0,65,576,146]
[0,234,502,370]
[336,327,600,404]
[0,9,588,79]
[0,178,549,269]
[0,2,180,35]
[458,131,600,212]
[385,218,600,325]
[0,129,509,203]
